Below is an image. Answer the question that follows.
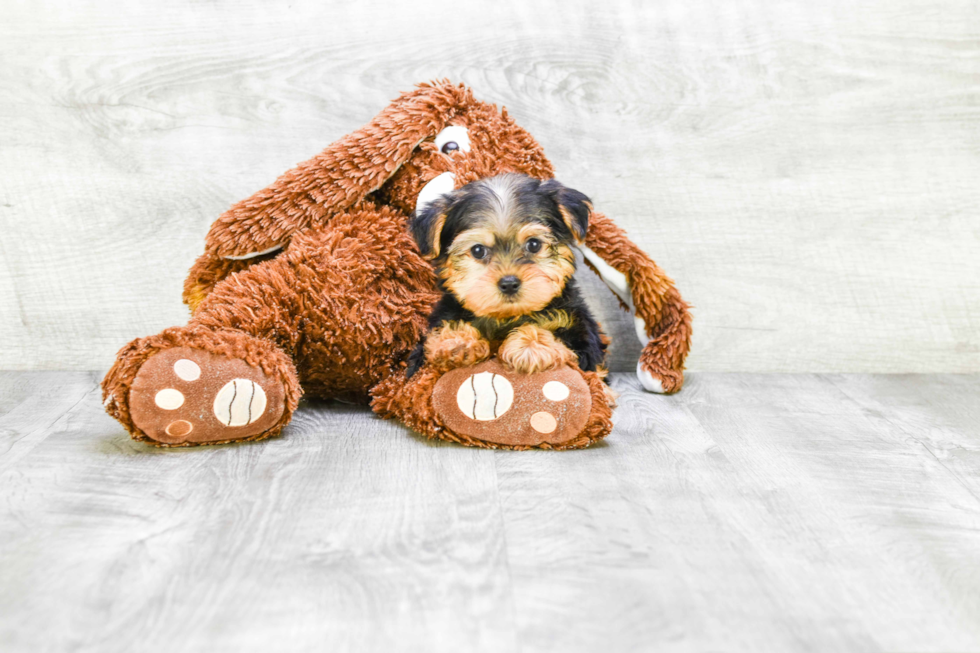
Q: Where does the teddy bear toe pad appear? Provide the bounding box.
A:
[432,360,592,447]
[129,347,285,445]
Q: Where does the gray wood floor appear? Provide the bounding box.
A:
[1,372,978,652]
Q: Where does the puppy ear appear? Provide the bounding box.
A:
[411,200,449,260]
[540,179,592,243]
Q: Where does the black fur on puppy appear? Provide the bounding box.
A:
[407,173,606,379]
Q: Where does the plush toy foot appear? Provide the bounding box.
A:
[371,358,614,450]
[102,327,301,447]
[433,359,593,447]
[127,347,287,445]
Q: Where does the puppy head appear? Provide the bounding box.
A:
[412,174,592,319]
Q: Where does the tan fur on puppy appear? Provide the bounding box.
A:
[498,324,576,375]
[424,321,491,371]
[439,234,575,319]
[439,224,576,320]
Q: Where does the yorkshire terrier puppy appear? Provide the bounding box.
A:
[406,173,606,379]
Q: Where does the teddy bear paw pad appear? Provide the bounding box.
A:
[432,359,592,448]
[128,347,285,445]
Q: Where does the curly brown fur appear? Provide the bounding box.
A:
[190,201,441,401]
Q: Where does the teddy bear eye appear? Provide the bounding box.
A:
[434,125,471,155]
[470,244,488,260]
[525,238,543,254]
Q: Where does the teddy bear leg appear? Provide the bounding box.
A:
[371,359,613,450]
[102,326,301,447]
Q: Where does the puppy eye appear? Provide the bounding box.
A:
[434,125,471,155]
[525,238,543,254]
[470,244,488,260]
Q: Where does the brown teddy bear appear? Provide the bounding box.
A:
[101,80,692,450]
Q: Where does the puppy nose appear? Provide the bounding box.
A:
[497,275,521,295]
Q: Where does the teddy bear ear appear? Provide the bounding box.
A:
[205,80,471,261]
[539,179,592,243]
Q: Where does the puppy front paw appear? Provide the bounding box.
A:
[498,324,576,375]
[424,321,491,371]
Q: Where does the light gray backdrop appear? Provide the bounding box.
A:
[1,0,978,372]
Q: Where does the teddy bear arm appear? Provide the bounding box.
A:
[583,211,692,393]
[182,248,283,312]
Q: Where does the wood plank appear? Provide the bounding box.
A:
[2,371,980,652]
[826,373,980,505]
[0,371,100,473]
[674,374,980,651]
[0,378,514,652]
[496,373,980,652]
[1,0,979,372]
